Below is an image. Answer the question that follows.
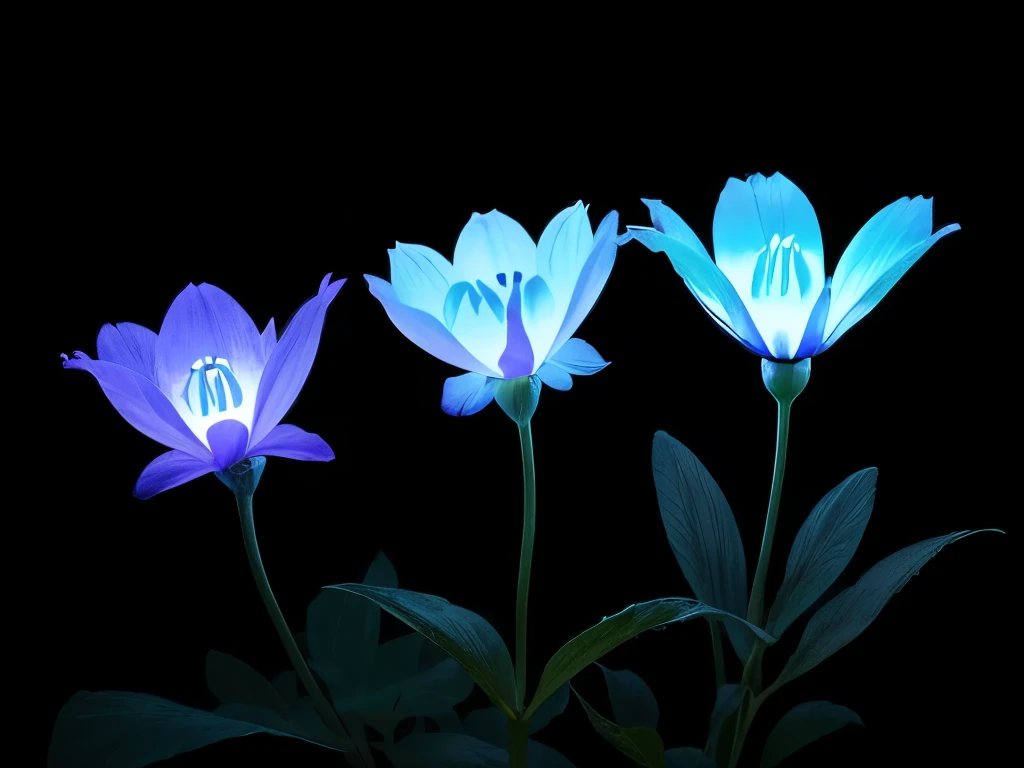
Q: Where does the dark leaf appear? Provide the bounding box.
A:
[572,683,665,768]
[760,701,862,768]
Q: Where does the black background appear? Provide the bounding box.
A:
[38,54,1009,767]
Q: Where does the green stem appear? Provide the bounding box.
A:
[508,716,530,768]
[709,619,725,691]
[234,492,359,759]
[514,421,537,711]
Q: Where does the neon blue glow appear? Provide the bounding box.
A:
[182,356,243,417]
[366,202,620,417]
[619,173,960,360]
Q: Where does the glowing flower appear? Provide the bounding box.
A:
[620,173,960,360]
[63,274,345,499]
[366,202,619,416]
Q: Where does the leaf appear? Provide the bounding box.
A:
[463,707,508,748]
[599,664,659,729]
[760,701,862,768]
[766,469,877,637]
[387,732,508,768]
[652,432,752,662]
[665,747,715,768]
[325,584,517,718]
[526,598,773,719]
[307,551,398,699]
[528,740,578,767]
[47,691,348,768]
[529,682,570,734]
[572,683,665,768]
[776,529,1002,688]
[336,657,474,719]
[371,632,426,688]
[272,671,298,707]
[205,650,287,711]
[706,684,742,763]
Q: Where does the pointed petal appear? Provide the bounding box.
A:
[454,210,536,279]
[536,363,573,390]
[365,275,499,377]
[261,318,277,362]
[641,199,712,260]
[97,322,158,378]
[206,419,249,470]
[63,353,210,457]
[824,196,959,345]
[793,279,832,359]
[548,338,609,375]
[249,276,345,446]
[441,372,498,416]
[546,210,619,357]
[536,201,595,302]
[134,450,216,499]
[623,225,769,356]
[154,283,263,398]
[247,423,334,462]
[388,242,453,318]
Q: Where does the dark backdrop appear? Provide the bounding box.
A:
[40,84,1008,767]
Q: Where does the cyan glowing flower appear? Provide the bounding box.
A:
[366,202,619,416]
[620,173,960,360]
[63,274,345,499]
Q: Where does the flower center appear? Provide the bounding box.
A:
[182,356,244,417]
[751,233,814,300]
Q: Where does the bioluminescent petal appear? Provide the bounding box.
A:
[536,201,594,304]
[97,322,157,378]
[441,372,499,417]
[443,281,483,329]
[365,275,499,377]
[260,318,277,363]
[547,338,609,376]
[249,275,345,447]
[641,199,713,261]
[388,242,454,319]
[134,449,217,500]
[246,423,335,462]
[547,210,619,359]
[62,353,210,458]
[822,196,960,348]
[207,419,249,470]
[536,363,572,391]
[454,210,536,281]
[154,283,264,403]
[622,225,768,356]
[793,279,832,359]
[713,173,826,360]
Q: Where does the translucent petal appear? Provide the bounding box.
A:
[454,210,537,281]
[536,363,572,391]
[247,423,334,462]
[441,372,499,416]
[260,318,277,363]
[793,279,832,359]
[536,200,594,304]
[206,419,250,470]
[97,322,157,378]
[547,338,609,376]
[134,450,216,499]
[388,242,453,318]
[641,199,712,261]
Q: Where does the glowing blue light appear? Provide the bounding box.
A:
[182,356,243,416]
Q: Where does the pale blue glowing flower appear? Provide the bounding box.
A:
[366,202,619,416]
[620,173,960,360]
[62,275,345,499]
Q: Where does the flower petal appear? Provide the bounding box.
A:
[454,210,536,280]
[621,225,769,356]
[388,242,453,318]
[206,419,249,470]
[365,275,499,377]
[249,276,345,447]
[247,423,334,462]
[824,196,959,344]
[793,279,832,359]
[536,201,595,303]
[134,450,216,499]
[821,220,960,351]
[641,199,713,261]
[261,318,277,362]
[441,372,499,416]
[546,210,619,358]
[62,353,210,458]
[547,338,609,375]
[97,322,158,378]
[536,363,573,391]
[154,283,264,400]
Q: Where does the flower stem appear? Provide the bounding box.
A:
[510,420,536,768]
[234,492,357,756]
[708,619,726,691]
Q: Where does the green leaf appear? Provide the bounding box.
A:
[336,657,474,719]
[599,663,659,729]
[47,691,349,768]
[706,684,742,764]
[387,732,508,767]
[205,650,287,711]
[529,682,570,734]
[665,747,715,767]
[653,431,751,661]
[307,550,398,699]
[525,598,773,719]
[325,584,517,718]
[572,683,665,768]
[766,469,877,637]
[776,529,1002,688]
[760,701,861,767]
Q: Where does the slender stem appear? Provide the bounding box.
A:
[746,398,792,628]
[234,493,355,748]
[508,717,530,768]
[514,421,537,712]
[708,619,725,691]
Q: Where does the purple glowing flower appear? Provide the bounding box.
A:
[62,274,345,499]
